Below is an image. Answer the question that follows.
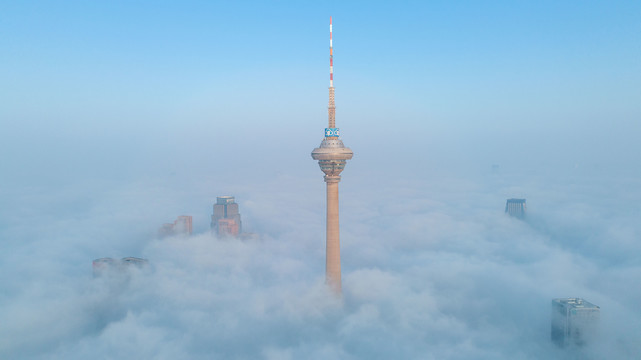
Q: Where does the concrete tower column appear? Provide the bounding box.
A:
[325,175,341,291]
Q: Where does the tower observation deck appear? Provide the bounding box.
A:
[311,17,353,293]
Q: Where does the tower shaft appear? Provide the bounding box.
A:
[325,176,341,291]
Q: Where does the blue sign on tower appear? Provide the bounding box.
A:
[325,128,340,137]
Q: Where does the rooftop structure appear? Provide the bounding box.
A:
[92,257,149,277]
[311,17,353,293]
[121,257,150,268]
[551,298,600,348]
[92,257,117,277]
[505,198,526,218]
[216,196,236,205]
[211,196,242,238]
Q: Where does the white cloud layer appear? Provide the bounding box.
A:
[1,169,640,359]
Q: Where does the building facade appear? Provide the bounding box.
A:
[505,198,527,218]
[211,196,242,238]
[159,215,193,237]
[551,298,600,347]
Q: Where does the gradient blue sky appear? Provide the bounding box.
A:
[1,0,640,185]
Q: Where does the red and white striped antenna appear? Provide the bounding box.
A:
[329,16,333,88]
[328,16,336,129]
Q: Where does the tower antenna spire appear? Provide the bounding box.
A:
[328,16,336,130]
[329,16,333,88]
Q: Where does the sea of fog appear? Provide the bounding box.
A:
[1,167,640,359]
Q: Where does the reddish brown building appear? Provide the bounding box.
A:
[159,215,193,237]
[211,196,242,238]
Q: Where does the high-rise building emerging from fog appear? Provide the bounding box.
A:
[211,196,242,237]
[311,17,353,293]
[159,215,193,237]
[505,198,526,218]
[174,215,193,235]
[551,298,600,348]
[92,257,149,277]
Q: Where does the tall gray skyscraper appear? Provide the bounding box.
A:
[551,298,600,347]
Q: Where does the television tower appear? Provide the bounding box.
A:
[311,16,353,293]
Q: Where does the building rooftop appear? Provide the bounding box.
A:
[506,198,526,204]
[553,298,600,309]
[121,257,149,266]
[216,196,235,205]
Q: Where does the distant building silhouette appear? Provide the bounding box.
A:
[174,215,193,235]
[121,257,149,268]
[92,257,149,277]
[211,196,242,237]
[159,215,193,237]
[505,198,526,218]
[92,257,117,277]
[551,298,600,348]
